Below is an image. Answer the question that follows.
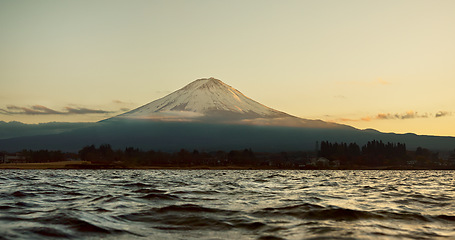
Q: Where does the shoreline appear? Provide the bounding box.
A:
[0,161,453,170]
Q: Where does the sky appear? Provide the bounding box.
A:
[1,0,454,137]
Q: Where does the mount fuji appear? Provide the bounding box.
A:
[119,77,286,120]
[1,78,454,152]
[109,77,342,128]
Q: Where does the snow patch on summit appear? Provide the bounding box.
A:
[108,77,346,128]
[119,78,289,120]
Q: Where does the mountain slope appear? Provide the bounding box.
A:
[111,78,343,128]
[117,78,288,119]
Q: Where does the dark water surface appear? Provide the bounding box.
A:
[0,170,454,239]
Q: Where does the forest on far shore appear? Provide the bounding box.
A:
[2,140,455,169]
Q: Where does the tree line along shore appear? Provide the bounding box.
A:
[1,140,455,170]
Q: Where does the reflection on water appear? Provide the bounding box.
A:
[0,170,454,239]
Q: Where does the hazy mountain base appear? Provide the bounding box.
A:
[0,119,454,152]
[0,121,96,140]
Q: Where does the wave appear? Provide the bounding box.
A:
[1,169,454,239]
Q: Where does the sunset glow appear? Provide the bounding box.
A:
[1,0,454,136]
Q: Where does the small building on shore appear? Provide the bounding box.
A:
[1,153,27,164]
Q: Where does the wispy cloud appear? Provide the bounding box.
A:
[112,100,135,105]
[0,105,114,115]
[435,111,451,118]
[113,100,125,104]
[333,95,347,99]
[65,107,112,114]
[2,105,61,115]
[336,116,374,122]
[336,110,452,122]
[111,100,134,113]
[376,111,428,120]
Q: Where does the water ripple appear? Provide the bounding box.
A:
[0,170,454,239]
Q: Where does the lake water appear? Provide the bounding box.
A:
[0,170,454,239]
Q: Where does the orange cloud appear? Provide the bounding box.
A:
[334,110,450,122]
[376,113,391,119]
[336,116,372,122]
[376,78,391,85]
[337,118,358,122]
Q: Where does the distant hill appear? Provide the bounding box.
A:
[0,121,95,140]
[1,118,454,153]
[1,78,454,152]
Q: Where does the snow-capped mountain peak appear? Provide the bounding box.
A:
[112,78,342,128]
[118,78,289,121]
